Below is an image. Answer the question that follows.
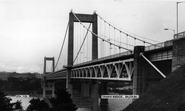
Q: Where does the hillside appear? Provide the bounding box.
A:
[123,63,185,111]
[0,72,41,80]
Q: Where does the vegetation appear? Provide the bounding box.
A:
[27,88,78,111]
[0,87,77,111]
[0,90,23,111]
[123,63,185,111]
[49,88,78,111]
[27,98,50,111]
[0,76,42,95]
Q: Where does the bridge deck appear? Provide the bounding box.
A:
[45,39,173,81]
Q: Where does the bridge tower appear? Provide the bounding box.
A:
[42,57,55,98]
[66,11,99,111]
[133,46,146,95]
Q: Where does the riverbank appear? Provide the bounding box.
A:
[3,91,42,98]
[8,95,132,111]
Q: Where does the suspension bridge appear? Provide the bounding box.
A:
[42,11,185,111]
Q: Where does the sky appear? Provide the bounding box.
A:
[0,0,185,73]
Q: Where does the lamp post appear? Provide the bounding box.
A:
[164,28,175,35]
[177,1,185,34]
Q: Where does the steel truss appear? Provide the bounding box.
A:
[71,59,134,81]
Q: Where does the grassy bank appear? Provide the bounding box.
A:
[123,63,185,111]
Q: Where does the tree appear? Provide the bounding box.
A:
[27,98,50,111]
[0,90,23,111]
[27,89,78,111]
[49,88,78,111]
[27,88,78,111]
[0,91,12,111]
[13,100,22,110]
[7,77,21,90]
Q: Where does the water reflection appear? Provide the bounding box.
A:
[68,99,132,111]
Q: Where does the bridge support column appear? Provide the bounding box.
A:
[42,78,46,98]
[100,82,108,108]
[41,81,56,97]
[51,82,55,97]
[66,70,73,95]
[133,46,146,96]
[91,80,99,111]
[81,81,90,97]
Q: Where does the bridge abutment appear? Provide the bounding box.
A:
[172,37,185,71]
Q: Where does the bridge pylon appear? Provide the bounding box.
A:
[133,46,146,95]
[42,57,55,98]
[66,11,99,111]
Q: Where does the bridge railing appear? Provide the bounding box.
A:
[145,31,185,51]
[174,31,185,39]
[145,40,173,51]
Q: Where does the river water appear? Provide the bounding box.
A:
[8,96,132,111]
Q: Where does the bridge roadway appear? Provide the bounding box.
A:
[45,39,173,81]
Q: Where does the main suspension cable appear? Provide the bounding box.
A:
[72,11,133,52]
[54,21,69,70]
[97,14,158,45]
